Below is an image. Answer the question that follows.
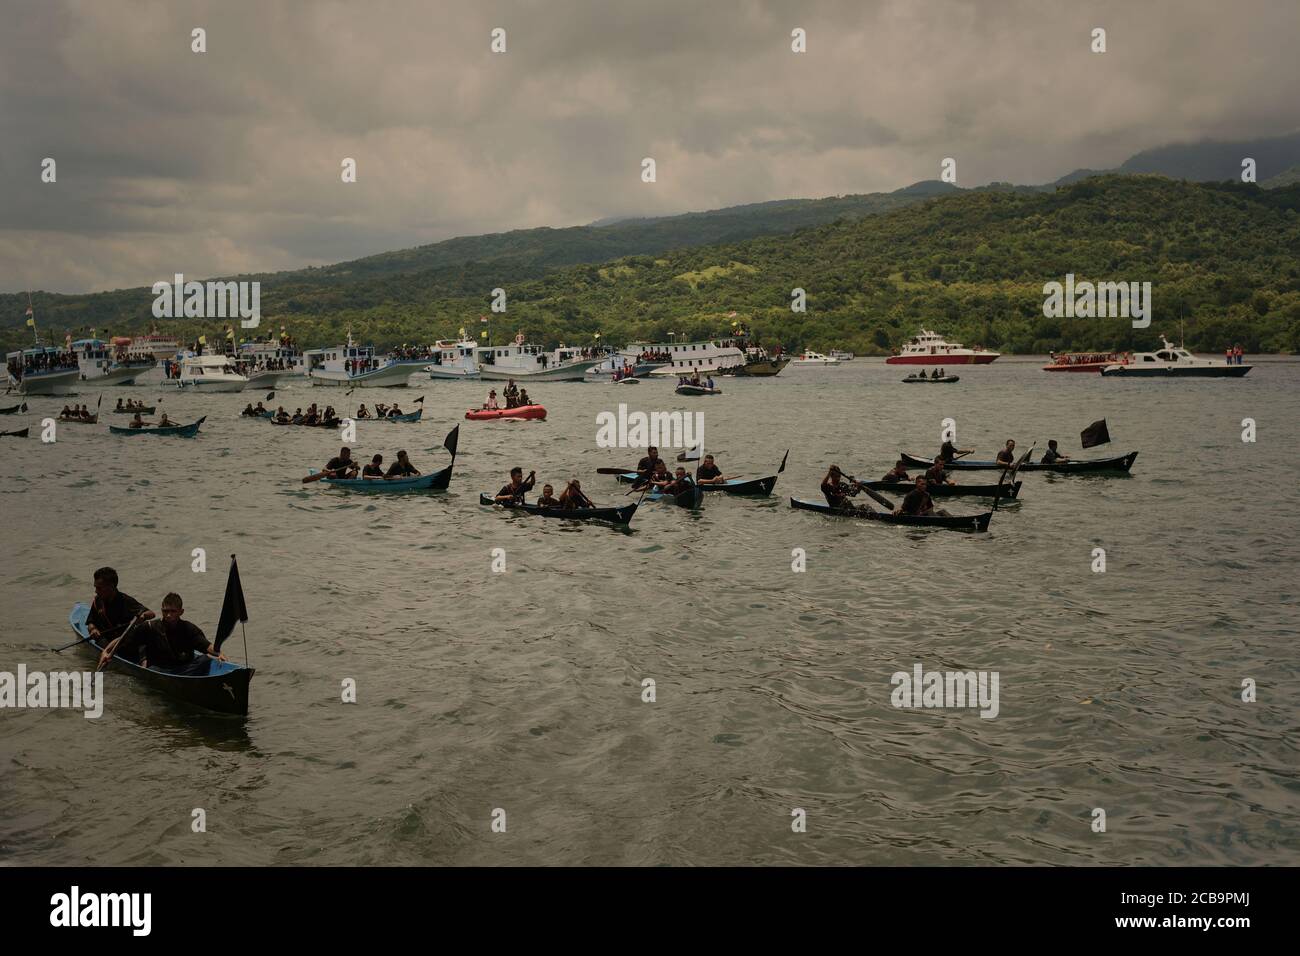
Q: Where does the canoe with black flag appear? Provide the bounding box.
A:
[214,555,249,655]
[1080,419,1110,449]
[414,395,425,405]
[443,423,459,459]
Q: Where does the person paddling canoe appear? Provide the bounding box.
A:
[882,459,911,482]
[362,454,386,479]
[695,454,725,485]
[939,439,972,463]
[87,567,155,650]
[821,465,872,513]
[1041,439,1071,464]
[495,466,535,503]
[634,446,664,485]
[324,446,360,479]
[129,412,145,429]
[157,412,176,427]
[995,439,1017,467]
[560,479,594,510]
[899,476,950,517]
[356,404,371,419]
[657,466,695,496]
[101,591,225,674]
[925,455,955,488]
[536,483,561,507]
[386,450,420,478]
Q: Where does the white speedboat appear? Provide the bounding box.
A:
[5,345,81,394]
[1099,337,1252,378]
[476,343,604,381]
[646,339,747,377]
[305,338,429,387]
[427,339,481,380]
[791,350,840,366]
[164,352,249,391]
[887,329,999,365]
[73,338,156,386]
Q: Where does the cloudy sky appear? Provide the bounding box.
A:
[2,0,1298,293]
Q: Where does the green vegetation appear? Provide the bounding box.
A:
[5,176,1300,355]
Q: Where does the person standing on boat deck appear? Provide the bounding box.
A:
[325,447,359,479]
[1041,439,1071,465]
[925,456,954,488]
[386,450,420,478]
[107,592,225,674]
[882,459,911,482]
[696,454,724,485]
[995,439,1016,467]
[495,467,535,503]
[938,439,972,463]
[821,465,870,512]
[560,480,594,510]
[362,454,385,479]
[87,567,155,647]
[536,484,560,507]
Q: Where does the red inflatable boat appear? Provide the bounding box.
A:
[464,404,547,421]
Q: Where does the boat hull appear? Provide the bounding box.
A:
[616,472,777,496]
[109,416,206,437]
[790,497,991,531]
[886,353,998,365]
[465,405,546,421]
[477,359,604,382]
[69,603,253,715]
[0,427,29,438]
[1099,364,1251,378]
[727,359,789,377]
[79,363,154,386]
[902,376,960,383]
[427,366,480,380]
[675,385,722,395]
[865,480,1020,499]
[310,362,426,387]
[479,493,637,525]
[900,451,1137,473]
[311,461,452,491]
[167,379,247,392]
[8,368,81,395]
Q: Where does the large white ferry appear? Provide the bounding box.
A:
[886,330,1000,365]
[305,338,428,387]
[475,343,605,381]
[1099,337,1251,378]
[646,339,747,377]
[73,338,156,385]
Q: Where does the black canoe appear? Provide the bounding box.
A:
[616,471,778,496]
[901,451,1138,473]
[864,479,1021,499]
[68,603,253,716]
[1,427,29,438]
[902,375,960,383]
[790,497,992,531]
[675,384,722,396]
[112,406,156,415]
[479,493,638,526]
[0,403,27,414]
[648,483,704,508]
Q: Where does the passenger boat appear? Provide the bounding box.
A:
[0,402,27,415]
[864,479,1021,499]
[614,472,778,497]
[0,427,29,438]
[886,330,1000,365]
[1098,337,1252,377]
[900,451,1138,473]
[1043,350,1131,372]
[465,404,547,421]
[236,340,306,386]
[125,331,181,363]
[68,603,253,715]
[479,493,638,526]
[427,339,481,380]
[304,337,429,387]
[902,374,960,383]
[723,349,790,377]
[583,346,669,382]
[646,338,747,377]
[475,343,605,381]
[675,383,722,396]
[109,416,206,437]
[73,338,156,385]
[307,463,452,492]
[6,345,81,395]
[790,497,992,531]
[790,350,840,366]
[164,353,249,391]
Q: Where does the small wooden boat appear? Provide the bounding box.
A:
[675,384,722,396]
[0,402,26,415]
[57,415,99,425]
[864,479,1021,499]
[108,416,206,437]
[901,451,1137,473]
[479,493,637,526]
[68,603,254,715]
[902,375,960,384]
[0,427,29,438]
[378,408,423,423]
[790,497,992,531]
[272,417,340,428]
[308,462,452,491]
[111,406,156,415]
[615,472,777,496]
[465,404,547,421]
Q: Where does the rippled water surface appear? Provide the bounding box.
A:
[2,358,1298,865]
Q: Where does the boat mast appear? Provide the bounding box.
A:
[26,291,38,345]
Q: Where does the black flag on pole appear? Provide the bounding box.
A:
[266,391,275,402]
[443,424,460,459]
[1080,419,1111,449]
[214,555,248,653]
[778,449,790,473]
[414,395,425,405]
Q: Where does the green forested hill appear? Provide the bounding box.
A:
[6,176,1300,355]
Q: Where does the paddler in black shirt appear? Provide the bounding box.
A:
[882,459,911,482]
[924,455,954,488]
[559,479,594,510]
[695,454,725,485]
[536,483,561,507]
[821,465,871,512]
[495,467,535,502]
[634,459,670,490]
[939,439,972,463]
[87,566,155,649]
[362,454,386,478]
[104,592,225,674]
[636,446,664,479]
[1041,439,1070,464]
[995,439,1016,467]
[386,450,420,477]
[324,446,360,479]
[899,476,949,517]
[657,466,695,497]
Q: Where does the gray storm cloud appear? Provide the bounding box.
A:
[1,0,1298,292]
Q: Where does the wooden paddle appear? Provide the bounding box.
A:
[992,444,1034,511]
[53,615,134,653]
[848,477,898,512]
[95,613,146,672]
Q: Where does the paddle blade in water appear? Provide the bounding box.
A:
[214,555,248,653]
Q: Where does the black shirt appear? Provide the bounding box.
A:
[497,476,533,501]
[1041,448,1061,464]
[126,619,210,669]
[996,448,1015,465]
[940,441,958,462]
[821,477,851,507]
[900,489,933,516]
[636,455,661,474]
[387,460,418,477]
[88,591,146,639]
[326,456,353,472]
[925,464,948,485]
[536,495,560,507]
[696,463,721,480]
[362,463,384,478]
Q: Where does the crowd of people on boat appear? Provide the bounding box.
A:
[86,567,225,674]
[625,446,726,496]
[321,446,422,481]
[677,371,716,389]
[115,398,151,412]
[905,368,949,380]
[492,467,596,510]
[58,404,96,421]
[482,381,534,409]
[355,403,414,419]
[6,350,78,381]
[264,402,340,426]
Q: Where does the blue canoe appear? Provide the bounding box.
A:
[308,460,452,491]
[378,408,422,423]
[108,416,205,437]
[68,603,253,715]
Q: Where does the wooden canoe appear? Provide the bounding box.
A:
[478,493,636,525]
[901,451,1137,473]
[790,497,992,531]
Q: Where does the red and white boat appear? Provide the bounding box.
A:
[886,330,999,365]
[1043,350,1132,372]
